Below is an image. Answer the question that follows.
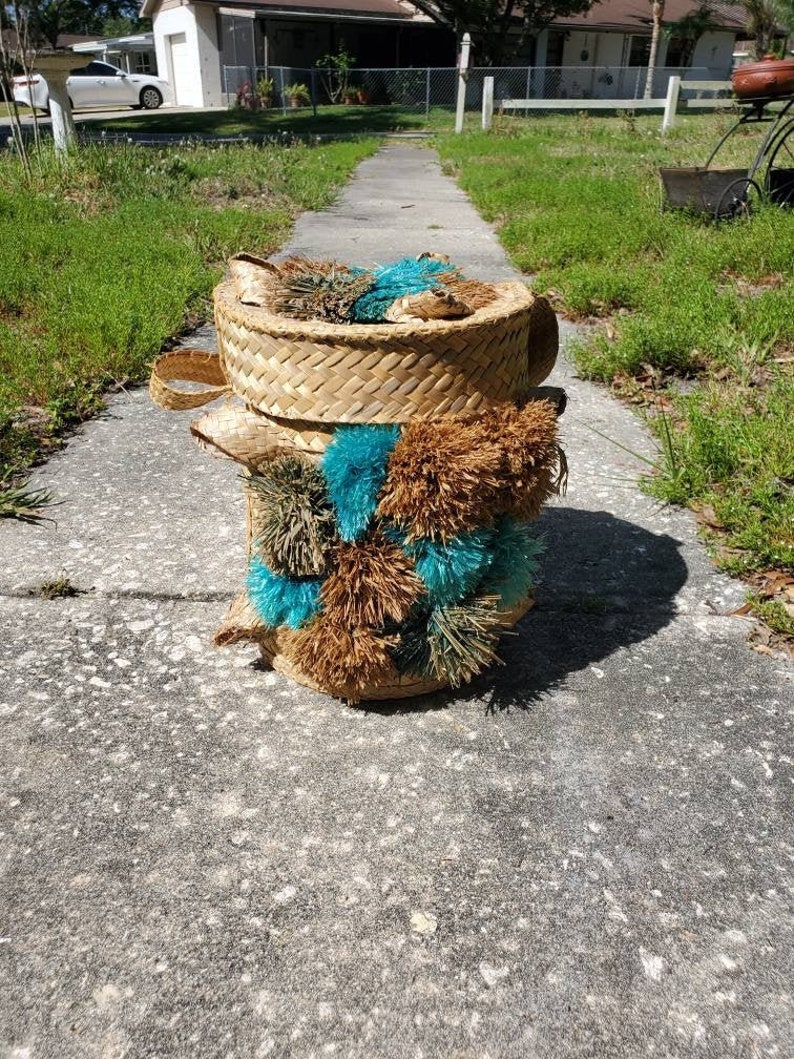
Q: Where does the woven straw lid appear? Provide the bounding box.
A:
[215,280,554,425]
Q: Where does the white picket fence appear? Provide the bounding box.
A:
[481,75,734,134]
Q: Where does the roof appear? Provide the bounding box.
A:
[72,32,155,54]
[554,0,746,32]
[141,0,429,19]
[138,0,744,32]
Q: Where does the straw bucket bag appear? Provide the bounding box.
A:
[150,273,565,703]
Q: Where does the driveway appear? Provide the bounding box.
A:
[0,104,219,128]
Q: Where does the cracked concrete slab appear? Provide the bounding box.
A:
[1,594,791,1058]
[1,142,792,1059]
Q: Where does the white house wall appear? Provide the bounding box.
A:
[554,27,735,96]
[559,30,634,97]
[562,29,624,69]
[194,3,224,106]
[687,31,735,76]
[152,2,223,106]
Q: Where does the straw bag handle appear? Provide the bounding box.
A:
[149,349,232,410]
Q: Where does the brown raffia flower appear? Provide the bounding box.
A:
[443,278,499,311]
[377,417,503,541]
[321,532,425,627]
[287,617,395,703]
[276,255,346,278]
[480,398,565,520]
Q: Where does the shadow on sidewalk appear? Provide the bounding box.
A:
[362,508,688,716]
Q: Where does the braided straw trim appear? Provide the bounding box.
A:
[149,350,232,411]
[246,480,265,553]
[384,289,472,323]
[228,252,279,308]
[213,591,273,648]
[262,596,535,701]
[212,593,534,701]
[215,280,537,424]
[263,414,333,455]
[191,406,283,469]
[191,405,329,468]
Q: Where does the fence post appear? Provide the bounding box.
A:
[278,67,287,116]
[426,67,431,117]
[455,32,471,134]
[48,80,76,154]
[661,75,680,134]
[32,56,76,153]
[482,75,494,130]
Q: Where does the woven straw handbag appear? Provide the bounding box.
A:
[150,277,563,702]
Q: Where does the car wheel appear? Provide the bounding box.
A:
[139,87,162,110]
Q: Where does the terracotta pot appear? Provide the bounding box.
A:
[732,56,794,100]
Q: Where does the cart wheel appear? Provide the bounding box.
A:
[765,125,794,207]
[766,167,794,207]
[714,177,763,220]
[765,121,794,172]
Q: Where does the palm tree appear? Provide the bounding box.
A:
[743,0,781,56]
[644,0,665,98]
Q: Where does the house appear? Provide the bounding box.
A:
[138,0,746,108]
[71,33,159,76]
[534,0,745,96]
[139,0,455,107]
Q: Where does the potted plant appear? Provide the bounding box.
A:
[235,80,258,111]
[315,45,355,104]
[256,75,275,109]
[356,86,371,104]
[341,86,358,105]
[284,82,310,108]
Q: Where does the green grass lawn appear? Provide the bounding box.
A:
[90,104,449,137]
[0,137,377,508]
[437,112,794,636]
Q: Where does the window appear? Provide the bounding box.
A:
[218,13,256,67]
[546,31,565,67]
[70,61,123,77]
[88,61,121,76]
[665,35,687,67]
[627,35,651,66]
[133,52,154,74]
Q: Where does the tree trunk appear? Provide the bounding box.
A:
[644,0,665,99]
[744,0,778,58]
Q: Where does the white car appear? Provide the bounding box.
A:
[13,60,168,112]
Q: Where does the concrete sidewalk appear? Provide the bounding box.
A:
[1,144,792,1059]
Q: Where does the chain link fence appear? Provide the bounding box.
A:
[222,63,728,113]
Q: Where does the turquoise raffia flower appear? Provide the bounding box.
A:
[246,556,322,629]
[321,423,401,542]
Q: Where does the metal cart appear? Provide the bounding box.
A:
[659,94,794,218]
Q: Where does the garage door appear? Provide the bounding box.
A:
[168,33,192,106]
